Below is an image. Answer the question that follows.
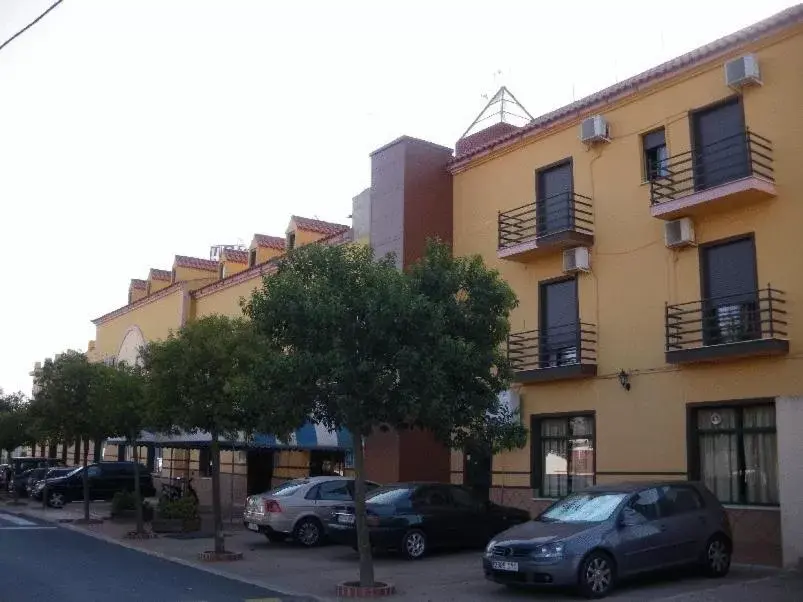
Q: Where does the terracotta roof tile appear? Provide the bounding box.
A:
[174,255,218,271]
[253,234,286,250]
[221,248,248,263]
[129,279,147,290]
[292,216,350,236]
[149,269,172,281]
[451,4,803,167]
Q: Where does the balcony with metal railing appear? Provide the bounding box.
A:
[508,322,597,383]
[664,286,789,364]
[650,129,776,220]
[498,192,594,261]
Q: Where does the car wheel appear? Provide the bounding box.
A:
[47,491,66,509]
[703,535,731,578]
[401,529,427,560]
[578,550,616,599]
[293,517,323,547]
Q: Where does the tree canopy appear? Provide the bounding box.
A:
[244,240,522,586]
[0,391,33,458]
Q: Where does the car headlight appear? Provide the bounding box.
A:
[530,541,565,561]
[485,540,498,554]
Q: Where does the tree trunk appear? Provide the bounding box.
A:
[352,433,375,587]
[131,440,144,533]
[82,437,90,521]
[210,434,225,554]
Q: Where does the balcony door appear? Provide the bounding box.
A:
[539,277,579,368]
[692,97,749,191]
[701,236,759,346]
[536,160,573,237]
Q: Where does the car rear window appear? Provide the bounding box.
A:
[365,486,413,505]
[269,480,310,497]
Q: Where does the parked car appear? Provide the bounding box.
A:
[483,481,732,599]
[28,466,76,499]
[5,457,64,491]
[243,476,381,547]
[8,468,41,497]
[327,483,531,559]
[32,462,156,508]
[0,464,10,488]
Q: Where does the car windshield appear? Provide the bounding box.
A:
[365,486,412,505]
[268,480,309,497]
[538,492,627,523]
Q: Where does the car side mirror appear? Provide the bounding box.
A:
[619,507,646,528]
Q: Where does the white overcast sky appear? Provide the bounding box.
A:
[0,0,797,395]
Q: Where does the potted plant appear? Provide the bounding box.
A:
[151,496,201,533]
[111,490,154,522]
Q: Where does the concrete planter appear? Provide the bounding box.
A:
[150,516,201,533]
[336,581,396,597]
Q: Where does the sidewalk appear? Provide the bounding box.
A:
[4,498,803,601]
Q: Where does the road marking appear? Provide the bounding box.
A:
[0,512,37,526]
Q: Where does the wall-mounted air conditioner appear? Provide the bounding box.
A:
[580,115,610,144]
[725,54,762,90]
[563,246,591,273]
[664,217,695,248]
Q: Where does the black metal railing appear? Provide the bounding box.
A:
[498,192,593,250]
[508,323,597,372]
[665,286,786,351]
[650,129,773,204]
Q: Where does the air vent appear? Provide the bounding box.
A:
[580,115,610,144]
[563,247,591,273]
[664,218,695,248]
[725,54,761,90]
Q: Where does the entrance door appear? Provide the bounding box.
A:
[693,98,748,191]
[246,450,274,495]
[701,237,759,345]
[536,161,573,237]
[463,439,492,502]
[539,278,579,368]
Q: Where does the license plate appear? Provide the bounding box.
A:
[491,560,519,572]
[338,514,355,525]
[246,523,260,532]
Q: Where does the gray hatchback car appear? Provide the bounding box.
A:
[483,481,732,599]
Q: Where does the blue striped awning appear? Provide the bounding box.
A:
[107,421,353,451]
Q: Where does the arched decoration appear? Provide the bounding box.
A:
[116,325,146,367]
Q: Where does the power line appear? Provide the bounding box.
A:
[0,0,66,55]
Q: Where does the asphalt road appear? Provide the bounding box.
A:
[0,511,314,602]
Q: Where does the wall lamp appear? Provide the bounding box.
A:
[618,369,631,391]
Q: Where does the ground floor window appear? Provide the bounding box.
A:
[198,447,212,477]
[309,450,346,476]
[691,402,778,506]
[531,413,595,497]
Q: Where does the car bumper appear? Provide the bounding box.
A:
[482,555,580,588]
[242,512,294,535]
[327,523,406,550]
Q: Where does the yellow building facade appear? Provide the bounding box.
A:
[90,215,356,510]
[449,6,803,568]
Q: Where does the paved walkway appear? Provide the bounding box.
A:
[4,499,803,601]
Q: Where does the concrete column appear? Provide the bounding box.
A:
[776,396,803,568]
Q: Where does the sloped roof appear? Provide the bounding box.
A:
[149,268,172,281]
[174,255,218,271]
[221,248,248,263]
[253,234,286,250]
[292,216,350,236]
[129,279,147,290]
[450,4,803,167]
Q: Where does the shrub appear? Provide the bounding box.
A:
[157,496,199,521]
[111,490,136,516]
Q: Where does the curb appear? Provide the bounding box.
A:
[5,507,329,602]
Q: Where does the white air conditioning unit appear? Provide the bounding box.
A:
[580,115,610,144]
[725,54,761,89]
[563,246,591,273]
[664,217,695,248]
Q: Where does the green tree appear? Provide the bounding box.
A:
[141,315,276,555]
[32,351,112,519]
[102,362,151,533]
[0,392,34,465]
[244,241,520,587]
